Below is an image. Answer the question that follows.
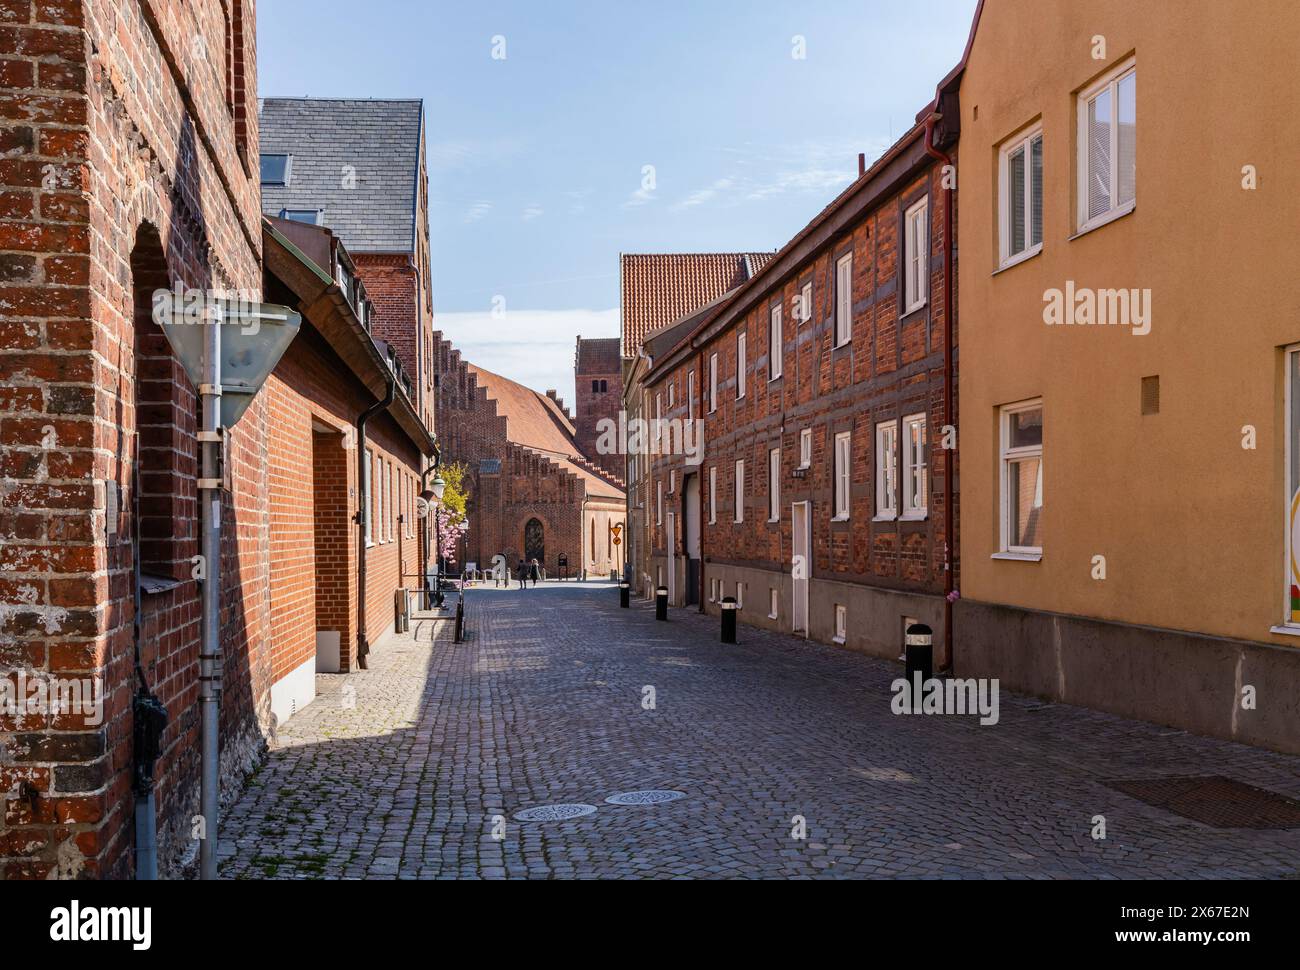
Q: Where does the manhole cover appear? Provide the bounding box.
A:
[604,790,687,806]
[513,804,598,822]
[1106,776,1300,829]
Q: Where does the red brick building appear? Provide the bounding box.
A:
[258,97,437,434]
[0,0,264,878]
[573,336,622,480]
[263,217,434,707]
[632,125,959,662]
[620,253,774,593]
[432,334,625,580]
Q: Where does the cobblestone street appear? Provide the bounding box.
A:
[220,582,1300,879]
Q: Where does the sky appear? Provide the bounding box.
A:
[258,0,979,403]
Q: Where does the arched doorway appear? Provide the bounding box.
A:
[524,518,545,565]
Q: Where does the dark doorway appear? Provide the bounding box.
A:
[524,518,545,564]
[683,474,701,606]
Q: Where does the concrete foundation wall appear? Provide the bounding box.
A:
[957,599,1300,755]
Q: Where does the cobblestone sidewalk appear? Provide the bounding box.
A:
[220,582,1300,879]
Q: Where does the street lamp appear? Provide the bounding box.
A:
[425,476,447,607]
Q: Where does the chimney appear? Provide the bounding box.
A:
[858,152,866,177]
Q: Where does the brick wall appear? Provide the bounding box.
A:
[640,154,958,649]
[0,0,265,878]
[431,332,626,579]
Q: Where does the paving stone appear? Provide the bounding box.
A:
[220,581,1300,880]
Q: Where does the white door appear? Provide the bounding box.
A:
[791,502,810,635]
[666,511,677,605]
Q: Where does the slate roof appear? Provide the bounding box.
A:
[467,364,624,501]
[619,252,775,358]
[258,97,424,254]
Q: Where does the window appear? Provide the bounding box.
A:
[1000,401,1044,555]
[800,281,813,325]
[769,588,779,620]
[736,582,744,610]
[709,466,717,524]
[902,414,928,517]
[710,578,718,603]
[834,432,852,520]
[834,605,847,644]
[708,354,718,413]
[591,380,600,393]
[364,450,373,545]
[655,393,663,450]
[736,333,746,399]
[668,381,675,408]
[1000,126,1043,266]
[687,370,695,419]
[1078,60,1136,231]
[835,253,853,346]
[769,305,783,380]
[260,153,291,185]
[768,447,781,522]
[600,380,608,392]
[280,208,322,225]
[875,422,898,518]
[1286,349,1300,627]
[799,428,812,469]
[388,463,395,541]
[669,470,675,494]
[734,459,744,523]
[904,199,928,313]
[656,480,663,526]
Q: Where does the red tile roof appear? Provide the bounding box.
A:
[467,364,624,500]
[574,336,621,375]
[620,252,774,358]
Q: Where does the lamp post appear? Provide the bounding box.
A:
[423,475,447,608]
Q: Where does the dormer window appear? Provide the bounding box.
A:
[260,153,292,185]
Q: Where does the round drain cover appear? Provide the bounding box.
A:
[513,803,598,822]
[604,790,687,806]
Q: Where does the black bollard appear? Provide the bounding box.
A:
[619,581,630,608]
[905,622,933,707]
[655,586,668,621]
[720,596,738,644]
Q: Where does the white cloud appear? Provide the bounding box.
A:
[434,308,619,408]
[522,205,544,221]
[463,201,493,224]
[671,177,735,212]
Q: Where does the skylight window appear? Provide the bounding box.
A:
[260,153,292,186]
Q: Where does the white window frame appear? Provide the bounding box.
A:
[364,449,374,546]
[1077,59,1136,233]
[874,421,899,520]
[768,304,783,381]
[734,459,744,524]
[736,333,746,399]
[736,582,744,610]
[709,465,717,525]
[387,462,395,542]
[769,588,779,620]
[834,605,847,645]
[999,399,1045,557]
[904,198,929,314]
[655,392,663,451]
[835,253,853,346]
[833,432,852,521]
[901,413,928,519]
[669,470,675,494]
[999,124,1044,268]
[709,353,718,413]
[687,369,695,420]
[656,479,663,526]
[768,446,781,522]
[799,428,812,469]
[800,281,813,325]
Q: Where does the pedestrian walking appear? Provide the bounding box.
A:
[529,558,540,588]
[516,559,528,589]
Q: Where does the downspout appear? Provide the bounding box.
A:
[924,110,957,674]
[355,372,396,670]
[696,347,706,613]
